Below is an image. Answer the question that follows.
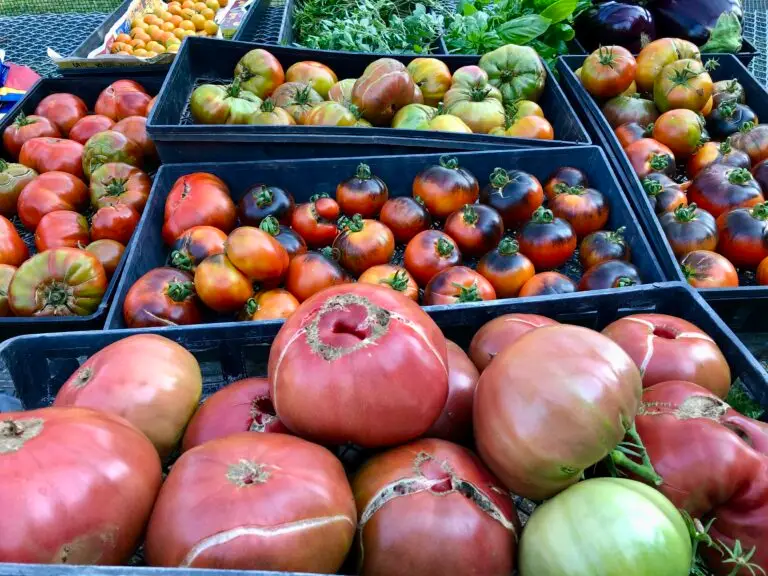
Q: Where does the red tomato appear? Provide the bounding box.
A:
[290,195,340,249]
[480,168,544,229]
[239,289,299,321]
[544,167,587,202]
[353,439,519,576]
[0,264,16,316]
[0,215,29,267]
[336,163,389,218]
[237,184,294,227]
[68,114,115,145]
[91,204,140,244]
[716,203,768,268]
[689,164,765,219]
[424,266,496,305]
[659,203,719,258]
[89,162,151,213]
[579,227,631,269]
[581,46,637,98]
[602,314,731,397]
[181,378,289,452]
[333,215,395,276]
[404,229,462,286]
[518,271,577,297]
[123,267,202,328]
[444,204,504,257]
[95,81,152,120]
[145,433,355,571]
[625,139,676,179]
[0,406,161,564]
[54,333,202,458]
[34,93,88,135]
[18,137,84,178]
[34,210,89,252]
[549,185,609,239]
[194,253,252,313]
[412,156,479,219]
[269,283,449,447]
[17,171,88,230]
[168,225,227,272]
[225,226,289,284]
[284,249,352,302]
[476,237,535,298]
[469,313,559,372]
[163,173,236,244]
[518,207,577,270]
[85,239,124,278]
[379,196,432,244]
[113,115,157,160]
[358,264,418,301]
[578,260,641,290]
[680,250,739,288]
[2,113,60,159]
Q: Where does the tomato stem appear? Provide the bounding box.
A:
[382,269,409,292]
[597,45,617,67]
[615,276,636,288]
[309,192,330,203]
[260,99,276,113]
[103,178,128,197]
[643,178,663,197]
[608,422,663,486]
[436,236,455,257]
[320,246,340,261]
[718,101,737,119]
[530,206,554,224]
[674,203,699,223]
[720,138,733,154]
[0,159,7,172]
[12,112,34,128]
[439,155,459,170]
[245,297,259,316]
[556,185,586,196]
[340,214,364,233]
[355,163,372,180]
[751,202,768,221]
[259,216,280,236]
[497,237,520,256]
[608,226,626,243]
[740,121,755,134]
[169,250,194,272]
[728,168,753,185]
[461,204,478,225]
[255,185,274,208]
[489,167,511,189]
[704,58,720,72]
[452,281,481,302]
[228,77,243,98]
[649,153,671,171]
[293,85,315,105]
[166,281,195,302]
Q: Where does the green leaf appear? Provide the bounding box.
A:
[701,11,743,54]
[539,0,577,23]
[497,13,551,44]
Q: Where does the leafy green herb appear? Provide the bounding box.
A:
[726,380,764,420]
[701,11,743,54]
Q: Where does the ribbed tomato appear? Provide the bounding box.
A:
[89,162,151,213]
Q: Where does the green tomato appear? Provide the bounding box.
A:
[479,44,548,103]
[189,82,263,125]
[519,478,692,576]
[391,104,436,130]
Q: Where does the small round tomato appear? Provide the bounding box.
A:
[17,171,88,230]
[225,226,289,284]
[194,253,252,313]
[413,156,479,220]
[0,161,37,217]
[89,162,151,213]
[659,204,718,258]
[333,215,395,276]
[544,167,588,202]
[85,239,124,278]
[237,184,294,226]
[688,165,764,218]
[518,271,577,297]
[730,123,768,166]
[95,80,152,120]
[113,115,157,160]
[291,194,340,249]
[579,260,641,291]
[642,174,687,215]
[82,130,143,179]
[163,173,236,245]
[707,102,758,140]
[34,210,89,252]
[168,225,227,272]
[687,140,751,179]
[34,93,88,135]
[0,215,28,267]
[444,204,504,257]
[285,61,338,99]
[713,79,746,108]
[681,250,738,288]
[2,113,60,159]
[284,248,352,302]
[0,264,16,316]
[379,196,432,244]
[716,202,768,268]
[626,139,676,179]
[518,207,577,270]
[257,217,307,261]
[480,168,544,229]
[9,247,107,316]
[477,237,535,298]
[239,289,299,321]
[579,227,630,269]
[653,109,704,158]
[581,46,636,98]
[19,137,85,178]
[424,266,496,306]
[549,185,609,239]
[123,267,202,327]
[654,59,713,113]
[336,163,389,218]
[615,122,654,150]
[404,229,462,286]
[68,115,115,145]
[759,256,768,285]
[92,204,140,245]
[358,264,419,301]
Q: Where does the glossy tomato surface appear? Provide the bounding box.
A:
[444,204,504,257]
[194,253,252,313]
[95,80,152,120]
[0,264,16,316]
[0,161,36,218]
[333,216,395,277]
[2,114,60,159]
[336,163,389,218]
[579,228,630,270]
[0,215,29,267]
[85,239,124,278]
[225,226,289,284]
[549,186,609,239]
[581,46,636,98]
[284,250,352,302]
[379,196,432,244]
[113,115,156,160]
[544,167,587,202]
[659,204,718,258]
[518,207,576,270]
[68,115,115,145]
[477,238,535,298]
[163,173,236,245]
[480,168,544,229]
[625,139,676,179]
[578,260,641,291]
[34,93,88,135]
[426,341,479,441]
[688,165,764,218]
[89,162,151,213]
[290,196,340,249]
[358,264,419,302]
[404,229,462,286]
[238,184,295,226]
[19,137,85,179]
[34,210,89,252]
[17,171,88,230]
[169,225,227,272]
[643,174,687,215]
[716,203,768,268]
[424,266,496,306]
[413,156,479,219]
[91,204,140,245]
[82,130,143,180]
[680,250,738,288]
[123,267,202,328]
[469,313,559,372]
[239,289,299,321]
[518,271,577,297]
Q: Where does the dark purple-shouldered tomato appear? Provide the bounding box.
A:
[379,196,432,244]
[716,202,768,268]
[480,168,544,229]
[34,210,89,252]
[659,203,719,258]
[707,102,758,140]
[168,225,227,272]
[578,260,641,291]
[688,164,764,218]
[85,239,124,278]
[193,253,252,313]
[477,237,535,298]
[753,158,768,194]
[291,194,340,249]
[404,229,462,287]
[444,204,504,257]
[687,140,751,179]
[413,156,479,220]
[626,139,676,179]
[579,227,631,270]
[123,267,202,328]
[581,46,637,99]
[284,248,352,302]
[680,250,739,288]
[653,109,704,158]
[257,216,307,261]
[424,266,496,306]
[730,123,768,166]
[544,167,588,202]
[358,264,419,302]
[237,184,295,226]
[336,163,389,218]
[602,95,659,129]
[91,204,140,245]
[615,122,654,150]
[549,185,609,239]
[642,174,688,215]
[332,214,395,277]
[713,79,746,108]
[518,207,577,270]
[518,271,577,297]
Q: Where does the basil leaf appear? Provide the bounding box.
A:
[539,0,577,23]
[497,14,551,44]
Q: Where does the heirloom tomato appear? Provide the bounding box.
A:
[407,58,452,107]
[285,61,337,98]
[0,215,28,267]
[392,103,436,130]
[85,239,124,278]
[444,204,504,257]
[284,248,351,302]
[491,115,553,139]
[194,253,252,313]
[258,218,307,261]
[518,207,577,270]
[352,58,416,125]
[428,109,472,133]
[635,37,701,93]
[731,123,768,165]
[477,237,535,298]
[602,95,659,130]
[443,81,505,134]
[91,204,140,245]
[759,256,768,284]
[518,271,577,297]
[426,341,479,441]
[581,46,636,99]
[469,313,558,372]
[615,122,654,149]
[688,164,764,218]
[0,264,15,316]
[82,130,142,179]
[336,163,389,218]
[358,264,418,302]
[544,166,588,201]
[660,203,718,257]
[123,266,201,328]
[333,214,395,276]
[89,162,151,213]
[578,260,641,290]
[327,78,356,103]
[189,82,262,125]
[2,113,60,159]
[237,184,294,226]
[19,137,84,178]
[479,44,546,102]
[713,79,746,107]
[169,225,227,272]
[304,101,358,127]
[707,101,758,140]
[34,92,88,135]
[239,288,298,321]
[68,114,115,145]
[480,167,543,229]
[654,59,713,113]
[643,174,687,215]
[413,156,479,219]
[687,139,750,179]
[34,210,89,252]
[233,48,285,98]
[290,194,340,248]
[271,82,323,124]
[681,250,738,288]
[549,185,609,238]
[716,202,768,268]
[225,226,289,284]
[625,138,676,179]
[94,80,152,120]
[17,171,88,230]
[579,227,630,269]
[0,160,36,217]
[424,266,496,305]
[113,115,156,160]
[404,229,462,286]
[379,196,431,244]
[250,99,296,126]
[653,109,704,158]
[163,173,236,244]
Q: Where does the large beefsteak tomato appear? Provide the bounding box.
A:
[163,173,236,244]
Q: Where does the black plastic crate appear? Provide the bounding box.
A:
[103,146,665,331]
[557,53,768,295]
[705,291,768,372]
[145,36,590,164]
[0,74,164,339]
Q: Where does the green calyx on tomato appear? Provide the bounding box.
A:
[355,163,372,180]
[717,101,738,119]
[382,269,409,293]
[452,281,481,303]
[643,178,664,197]
[603,421,663,486]
[596,46,623,68]
[43,281,71,307]
[497,237,520,256]
[668,63,706,89]
[309,193,330,202]
[461,204,478,225]
[245,297,260,317]
[339,213,364,233]
[674,203,700,223]
[609,226,627,243]
[727,168,753,185]
[166,281,195,302]
[739,121,757,134]
[259,215,280,236]
[102,178,130,199]
[169,250,193,272]
[650,153,672,171]
[683,511,764,576]
[11,112,35,128]
[436,236,455,257]
[750,202,768,221]
[260,99,276,113]
[720,139,733,154]
[704,59,720,72]
[555,185,587,197]
[439,155,459,170]
[320,246,341,262]
[254,185,274,208]
[489,167,510,188]
[616,276,637,288]
[531,206,555,224]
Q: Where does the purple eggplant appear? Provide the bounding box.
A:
[651,0,743,46]
[576,2,657,53]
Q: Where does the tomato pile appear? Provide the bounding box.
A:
[122,157,645,327]
[188,45,556,139]
[0,80,157,317]
[578,38,768,288]
[4,282,766,575]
